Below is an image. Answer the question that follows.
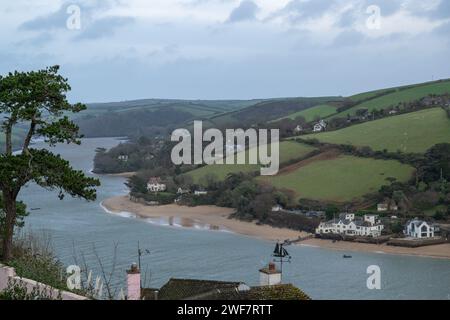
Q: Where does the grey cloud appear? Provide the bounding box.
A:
[74,16,135,41]
[429,0,450,18]
[284,0,333,18]
[226,0,259,23]
[18,0,134,42]
[19,4,72,31]
[331,30,365,47]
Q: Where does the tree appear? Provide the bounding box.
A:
[0,66,100,261]
[325,204,339,220]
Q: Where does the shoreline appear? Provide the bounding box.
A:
[101,195,306,242]
[299,238,450,260]
[101,195,450,260]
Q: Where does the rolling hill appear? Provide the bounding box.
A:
[186,141,317,184]
[259,154,415,202]
[301,108,450,153]
[273,104,338,122]
[332,79,450,118]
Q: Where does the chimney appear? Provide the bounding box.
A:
[259,262,281,286]
[127,263,141,300]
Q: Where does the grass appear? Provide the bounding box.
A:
[259,155,415,202]
[185,141,316,184]
[275,104,337,122]
[302,108,450,153]
[335,80,450,118]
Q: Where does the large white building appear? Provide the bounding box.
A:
[404,219,435,238]
[316,213,384,237]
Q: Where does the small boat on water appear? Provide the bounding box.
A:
[30,208,41,211]
[343,255,352,259]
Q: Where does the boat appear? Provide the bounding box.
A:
[343,255,352,259]
[30,208,41,211]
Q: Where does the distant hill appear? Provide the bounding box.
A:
[202,97,339,129]
[76,98,268,138]
[75,96,340,138]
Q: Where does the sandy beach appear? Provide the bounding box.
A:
[102,195,306,242]
[301,238,450,259]
[102,195,450,259]
[105,171,136,178]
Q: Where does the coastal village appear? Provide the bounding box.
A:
[120,175,450,252]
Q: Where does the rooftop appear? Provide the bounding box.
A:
[142,278,310,300]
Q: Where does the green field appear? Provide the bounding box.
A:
[276,104,337,122]
[260,155,415,202]
[334,80,450,118]
[186,141,316,184]
[303,108,450,153]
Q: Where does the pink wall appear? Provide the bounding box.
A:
[127,272,141,300]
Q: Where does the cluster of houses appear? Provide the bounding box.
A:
[315,213,385,237]
[293,119,328,134]
[421,95,450,107]
[315,213,440,239]
[146,176,208,196]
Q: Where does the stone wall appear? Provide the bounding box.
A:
[0,264,87,300]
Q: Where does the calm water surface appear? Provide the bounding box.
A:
[19,138,450,300]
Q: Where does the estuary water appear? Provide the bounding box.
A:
[19,138,450,300]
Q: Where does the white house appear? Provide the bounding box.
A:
[405,219,435,238]
[377,200,398,212]
[313,120,327,132]
[177,187,190,195]
[271,204,283,212]
[194,190,208,196]
[294,125,303,134]
[147,177,166,192]
[117,154,129,161]
[315,213,384,237]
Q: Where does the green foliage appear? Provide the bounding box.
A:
[8,232,67,291]
[325,204,339,220]
[0,279,60,300]
[421,143,450,183]
[0,195,28,234]
[0,65,100,261]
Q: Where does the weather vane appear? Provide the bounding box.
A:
[272,241,291,280]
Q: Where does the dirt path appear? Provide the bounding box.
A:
[277,149,341,175]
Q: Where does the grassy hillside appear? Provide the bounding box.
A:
[275,104,337,122]
[203,97,339,129]
[349,79,450,103]
[82,99,264,118]
[259,155,415,202]
[186,141,316,184]
[333,80,450,118]
[302,108,450,153]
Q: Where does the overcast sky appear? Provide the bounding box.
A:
[1,0,450,103]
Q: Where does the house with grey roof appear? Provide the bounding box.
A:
[315,213,384,237]
[405,219,436,238]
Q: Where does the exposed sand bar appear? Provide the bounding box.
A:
[102,195,450,259]
[102,195,306,242]
[301,238,450,260]
[103,172,136,178]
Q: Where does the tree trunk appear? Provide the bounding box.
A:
[1,190,17,262]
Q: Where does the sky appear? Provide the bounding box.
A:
[1,0,450,103]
